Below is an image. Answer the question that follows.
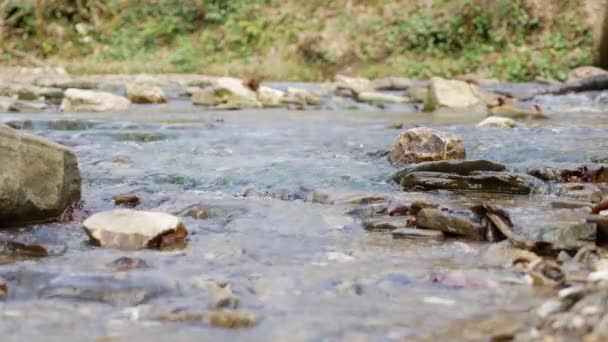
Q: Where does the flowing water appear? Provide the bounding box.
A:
[0,84,607,341]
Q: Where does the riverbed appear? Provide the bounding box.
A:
[0,84,607,341]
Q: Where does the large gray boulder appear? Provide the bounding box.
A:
[0,124,81,227]
[388,127,466,166]
[60,88,130,112]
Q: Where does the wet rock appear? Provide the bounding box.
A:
[529,165,608,183]
[125,83,168,104]
[592,200,608,214]
[0,278,6,299]
[534,221,596,250]
[392,227,445,240]
[388,127,466,167]
[363,217,408,231]
[416,208,485,240]
[393,160,506,178]
[424,77,486,114]
[0,124,81,227]
[175,204,213,219]
[109,257,149,271]
[60,89,130,112]
[257,86,285,107]
[551,200,595,209]
[82,210,188,250]
[477,116,517,128]
[39,274,169,305]
[525,259,566,287]
[395,171,536,194]
[0,240,48,264]
[154,310,257,328]
[194,278,239,309]
[567,66,608,83]
[113,194,141,208]
[357,91,408,104]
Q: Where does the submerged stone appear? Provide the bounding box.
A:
[82,210,188,250]
[388,127,466,167]
[39,274,169,305]
[528,165,608,183]
[395,171,536,194]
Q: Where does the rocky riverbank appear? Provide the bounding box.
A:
[1,65,608,340]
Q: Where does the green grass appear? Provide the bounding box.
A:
[0,0,597,81]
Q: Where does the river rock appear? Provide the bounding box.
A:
[370,77,414,91]
[416,208,485,241]
[257,86,285,107]
[284,87,322,106]
[567,66,608,83]
[388,127,466,167]
[0,124,81,227]
[125,83,168,104]
[424,77,486,114]
[357,91,409,104]
[0,83,63,101]
[82,210,188,250]
[393,160,506,178]
[334,75,372,96]
[477,116,517,128]
[395,171,536,194]
[60,89,130,112]
[489,102,545,119]
[392,227,445,240]
[212,77,262,109]
[191,88,218,106]
[528,165,608,183]
[362,217,408,231]
[407,86,428,103]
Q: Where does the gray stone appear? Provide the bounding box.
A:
[60,89,130,112]
[388,127,466,167]
[395,171,537,194]
[392,227,445,240]
[416,208,485,241]
[125,83,168,104]
[0,124,81,227]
